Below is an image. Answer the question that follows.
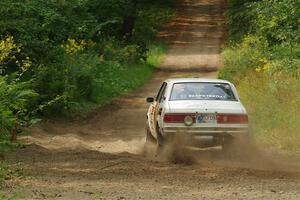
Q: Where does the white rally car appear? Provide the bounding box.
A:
[146,78,250,151]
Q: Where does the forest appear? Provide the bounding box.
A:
[219,0,300,151]
[0,0,174,152]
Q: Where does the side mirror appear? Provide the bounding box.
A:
[146,97,154,103]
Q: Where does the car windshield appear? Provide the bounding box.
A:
[170,82,237,101]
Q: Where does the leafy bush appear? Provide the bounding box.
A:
[221,0,300,151]
[0,76,38,151]
[0,0,175,149]
[219,35,268,81]
[146,41,167,67]
[249,0,300,45]
[0,35,39,152]
[226,0,300,44]
[225,0,257,41]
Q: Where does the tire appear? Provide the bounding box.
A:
[155,123,168,157]
[145,126,156,144]
[156,124,165,146]
[143,126,157,157]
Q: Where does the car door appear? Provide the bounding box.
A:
[148,82,167,138]
[156,83,168,129]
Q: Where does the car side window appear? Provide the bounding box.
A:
[155,82,166,102]
[159,83,167,103]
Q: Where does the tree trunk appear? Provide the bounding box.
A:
[121,0,137,40]
[10,111,20,142]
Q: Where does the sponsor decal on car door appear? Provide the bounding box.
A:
[148,101,159,136]
[148,82,167,137]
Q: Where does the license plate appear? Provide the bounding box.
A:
[197,114,216,123]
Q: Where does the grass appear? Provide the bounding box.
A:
[0,161,32,200]
[147,41,168,67]
[0,161,23,187]
[0,187,29,200]
[236,72,300,152]
[219,34,300,152]
[61,40,167,118]
[0,162,10,186]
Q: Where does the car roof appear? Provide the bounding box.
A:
[165,78,232,84]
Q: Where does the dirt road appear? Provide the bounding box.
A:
[5,0,300,199]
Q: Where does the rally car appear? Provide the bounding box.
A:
[145,78,250,151]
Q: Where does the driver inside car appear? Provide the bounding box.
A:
[171,84,195,100]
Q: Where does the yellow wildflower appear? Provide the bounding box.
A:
[62,38,88,54]
[255,67,262,73]
[0,35,20,64]
[262,63,271,71]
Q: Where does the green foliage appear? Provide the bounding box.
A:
[0,76,38,152]
[0,0,174,145]
[237,73,300,151]
[134,5,174,41]
[221,0,300,151]
[219,35,268,81]
[146,41,168,67]
[249,0,300,45]
[0,161,26,197]
[225,0,257,40]
[0,162,10,186]
[226,0,300,44]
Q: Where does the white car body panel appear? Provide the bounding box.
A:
[166,100,246,114]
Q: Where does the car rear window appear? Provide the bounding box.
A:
[170,82,237,101]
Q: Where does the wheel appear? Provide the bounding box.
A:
[156,133,195,164]
[156,124,165,146]
[145,126,156,144]
[143,126,157,157]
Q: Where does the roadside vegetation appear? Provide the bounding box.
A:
[0,0,174,154]
[0,0,174,189]
[219,0,300,151]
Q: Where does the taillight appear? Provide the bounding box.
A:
[163,114,196,123]
[217,114,248,124]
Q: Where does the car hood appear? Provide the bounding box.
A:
[166,100,246,114]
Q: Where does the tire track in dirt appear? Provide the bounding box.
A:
[5,0,300,199]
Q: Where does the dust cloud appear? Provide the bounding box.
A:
[142,134,300,173]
